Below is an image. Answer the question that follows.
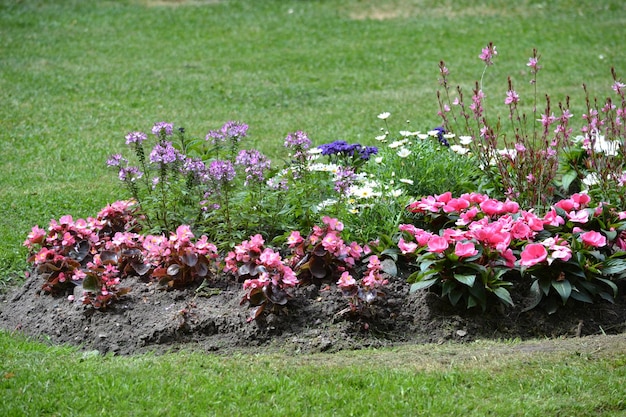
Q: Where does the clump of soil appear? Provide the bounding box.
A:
[1,272,625,355]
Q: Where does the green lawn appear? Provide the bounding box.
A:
[1,0,626,414]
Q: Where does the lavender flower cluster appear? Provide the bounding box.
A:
[205,121,249,145]
[235,149,272,186]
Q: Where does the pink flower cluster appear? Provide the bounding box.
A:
[225,234,298,291]
[401,191,614,271]
[336,254,388,291]
[24,201,220,308]
[287,216,365,269]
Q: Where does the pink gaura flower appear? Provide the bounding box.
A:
[580,231,606,248]
[454,241,478,258]
[520,243,548,267]
[427,236,449,253]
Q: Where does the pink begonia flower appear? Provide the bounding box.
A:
[248,234,265,250]
[286,230,304,247]
[337,271,356,289]
[427,236,449,253]
[580,230,607,248]
[454,241,478,258]
[567,209,589,224]
[322,216,344,231]
[281,267,299,287]
[398,237,418,255]
[520,243,548,267]
[24,226,46,247]
[259,248,283,269]
[619,211,626,220]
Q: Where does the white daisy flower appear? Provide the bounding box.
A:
[459,135,473,145]
[397,147,412,158]
[399,178,414,185]
[450,145,470,155]
[377,112,391,120]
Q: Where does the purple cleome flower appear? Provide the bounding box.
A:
[106,154,127,167]
[205,121,249,145]
[149,141,181,164]
[208,160,236,183]
[151,122,174,137]
[119,166,143,182]
[284,131,312,150]
[235,149,271,186]
[125,131,148,145]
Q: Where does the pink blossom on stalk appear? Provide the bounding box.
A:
[454,241,478,258]
[505,90,520,105]
[427,236,449,253]
[520,243,548,267]
[613,81,626,94]
[580,231,606,248]
[479,42,497,66]
[527,56,541,74]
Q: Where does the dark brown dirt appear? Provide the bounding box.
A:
[1,271,625,356]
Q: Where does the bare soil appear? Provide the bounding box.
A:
[1,271,625,356]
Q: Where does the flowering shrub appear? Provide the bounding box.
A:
[24,201,220,309]
[402,192,625,313]
[224,234,299,322]
[23,201,142,309]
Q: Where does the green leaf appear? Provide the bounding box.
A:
[410,279,438,292]
[454,274,475,287]
[570,287,593,303]
[522,280,543,312]
[551,280,572,305]
[601,259,626,276]
[82,274,99,292]
[380,258,398,276]
[596,277,618,297]
[560,170,578,191]
[448,288,463,306]
[493,287,514,307]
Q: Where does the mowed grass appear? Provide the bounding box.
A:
[1,1,626,415]
[2,330,626,416]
